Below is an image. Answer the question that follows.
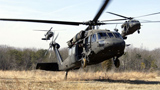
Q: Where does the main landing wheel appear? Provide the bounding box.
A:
[81,58,87,68]
[114,58,120,68]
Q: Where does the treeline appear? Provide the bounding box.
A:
[0,45,160,71]
[118,47,159,71]
[0,45,46,70]
[0,45,68,70]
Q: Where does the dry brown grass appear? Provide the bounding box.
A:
[0,70,159,90]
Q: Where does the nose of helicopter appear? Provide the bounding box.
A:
[98,39,125,57]
[106,40,125,53]
[88,40,125,64]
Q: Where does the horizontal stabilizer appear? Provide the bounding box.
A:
[36,63,60,71]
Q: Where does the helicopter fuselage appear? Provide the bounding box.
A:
[121,20,141,38]
[55,29,125,71]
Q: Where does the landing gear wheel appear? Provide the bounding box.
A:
[81,58,87,68]
[114,59,120,68]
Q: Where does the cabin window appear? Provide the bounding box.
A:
[69,46,75,56]
[88,36,91,43]
[69,49,72,56]
[107,33,114,38]
[91,34,96,42]
[72,46,75,54]
[113,33,123,39]
[85,37,90,52]
[98,32,108,39]
[85,37,88,44]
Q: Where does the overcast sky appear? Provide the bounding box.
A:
[0,0,160,50]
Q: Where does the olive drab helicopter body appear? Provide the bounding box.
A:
[42,30,53,40]
[0,0,160,79]
[121,20,141,39]
[105,12,142,39]
[34,27,54,40]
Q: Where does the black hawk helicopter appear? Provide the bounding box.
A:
[34,27,54,40]
[0,0,160,79]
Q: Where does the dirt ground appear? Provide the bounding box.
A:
[0,71,160,90]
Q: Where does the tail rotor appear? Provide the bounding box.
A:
[44,33,59,57]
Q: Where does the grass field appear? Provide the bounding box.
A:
[0,70,160,90]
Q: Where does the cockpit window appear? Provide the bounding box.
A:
[98,32,108,39]
[91,34,96,42]
[113,33,123,39]
[107,33,114,38]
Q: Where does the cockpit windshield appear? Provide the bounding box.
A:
[98,32,108,39]
[113,33,123,39]
[97,32,123,39]
[107,33,114,38]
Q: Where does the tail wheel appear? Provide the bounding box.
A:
[114,59,120,68]
[81,58,87,68]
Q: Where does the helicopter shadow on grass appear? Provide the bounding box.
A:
[92,78,160,85]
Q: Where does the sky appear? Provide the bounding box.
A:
[0,0,160,50]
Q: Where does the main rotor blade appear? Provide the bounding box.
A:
[93,0,110,22]
[103,20,160,24]
[104,22,124,24]
[107,12,133,19]
[101,18,126,22]
[49,27,53,31]
[85,0,110,31]
[140,20,160,23]
[136,12,160,18]
[54,33,59,43]
[48,27,53,33]
[102,20,160,24]
[47,27,53,34]
[33,30,48,31]
[34,30,63,31]
[0,18,84,26]
[45,46,52,56]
